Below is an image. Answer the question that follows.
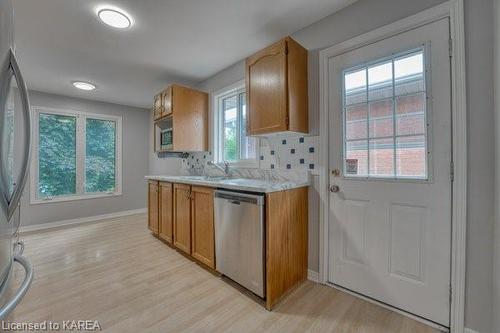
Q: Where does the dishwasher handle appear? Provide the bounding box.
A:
[215,190,264,206]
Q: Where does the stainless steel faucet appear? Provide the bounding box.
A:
[207,161,230,176]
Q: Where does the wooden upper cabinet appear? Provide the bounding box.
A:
[153,94,163,120]
[246,39,287,134]
[171,85,208,152]
[159,182,173,244]
[246,37,308,135]
[173,183,192,254]
[153,84,208,152]
[148,181,159,235]
[162,86,173,116]
[190,186,215,269]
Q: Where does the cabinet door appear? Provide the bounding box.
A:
[154,94,162,120]
[191,186,215,268]
[173,183,191,254]
[171,85,208,152]
[159,182,173,244]
[246,39,288,135]
[148,181,159,234]
[163,86,173,116]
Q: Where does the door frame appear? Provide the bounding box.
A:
[318,1,467,332]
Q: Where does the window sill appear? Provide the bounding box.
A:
[30,191,122,205]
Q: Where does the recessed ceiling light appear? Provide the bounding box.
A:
[72,81,96,91]
[97,7,132,29]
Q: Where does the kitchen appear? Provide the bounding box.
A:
[0,0,497,333]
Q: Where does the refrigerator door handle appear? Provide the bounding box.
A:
[4,48,31,221]
[0,255,34,320]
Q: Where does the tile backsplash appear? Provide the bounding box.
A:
[259,135,319,174]
[180,133,319,176]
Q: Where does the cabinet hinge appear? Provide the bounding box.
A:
[448,38,453,57]
[450,161,454,182]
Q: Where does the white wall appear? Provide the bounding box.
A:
[20,91,150,226]
[493,0,500,332]
[196,0,495,332]
[463,1,495,332]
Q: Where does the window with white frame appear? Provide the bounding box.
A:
[214,83,258,166]
[342,48,429,179]
[31,108,122,203]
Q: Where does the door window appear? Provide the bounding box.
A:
[343,48,428,179]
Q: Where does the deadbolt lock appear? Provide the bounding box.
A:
[331,169,341,177]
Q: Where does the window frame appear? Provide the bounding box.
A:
[340,45,433,182]
[30,106,123,204]
[212,81,259,168]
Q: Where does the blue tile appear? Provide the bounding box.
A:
[270,150,275,155]
[299,137,304,143]
[286,164,291,169]
[300,159,305,164]
[271,164,275,169]
[282,139,287,145]
[260,155,264,160]
[290,149,295,154]
[309,147,315,153]
[309,164,315,170]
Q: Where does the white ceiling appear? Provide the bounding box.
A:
[13,0,356,108]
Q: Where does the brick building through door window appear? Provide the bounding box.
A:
[342,48,428,179]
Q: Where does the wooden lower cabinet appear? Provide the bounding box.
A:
[158,182,173,244]
[265,187,308,310]
[147,181,159,234]
[148,180,308,310]
[173,183,192,254]
[190,186,215,269]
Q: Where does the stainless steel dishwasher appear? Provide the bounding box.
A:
[214,190,265,297]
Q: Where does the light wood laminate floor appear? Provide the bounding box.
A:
[7,214,439,332]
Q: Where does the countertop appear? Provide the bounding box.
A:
[145,175,310,193]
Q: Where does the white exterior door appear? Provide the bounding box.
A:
[327,18,451,327]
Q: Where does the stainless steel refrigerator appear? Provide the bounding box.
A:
[0,0,34,319]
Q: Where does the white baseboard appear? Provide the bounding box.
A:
[19,208,147,233]
[307,269,320,283]
[464,329,480,333]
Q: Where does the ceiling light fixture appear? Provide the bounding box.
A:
[97,7,132,29]
[72,81,96,91]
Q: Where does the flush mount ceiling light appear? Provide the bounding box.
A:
[97,7,132,29]
[72,81,96,91]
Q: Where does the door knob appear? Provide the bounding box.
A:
[330,185,340,193]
